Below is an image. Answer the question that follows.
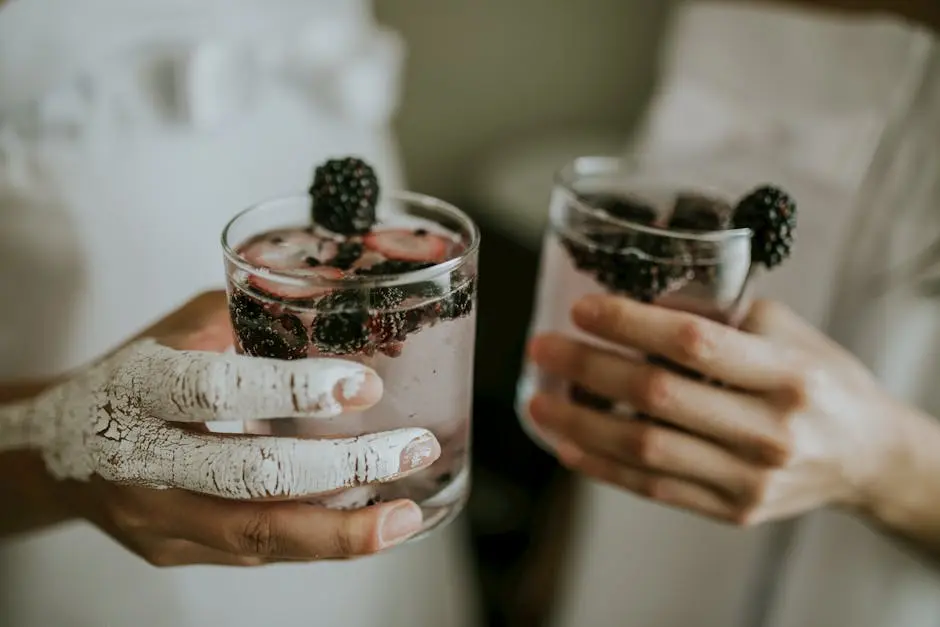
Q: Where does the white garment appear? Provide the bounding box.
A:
[551,3,940,626]
[0,2,480,626]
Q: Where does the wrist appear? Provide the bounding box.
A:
[860,403,940,534]
[0,450,79,538]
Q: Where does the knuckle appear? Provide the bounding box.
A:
[731,506,760,528]
[741,470,770,507]
[639,474,669,501]
[782,366,820,411]
[562,343,592,382]
[188,357,226,410]
[674,318,713,364]
[631,426,667,467]
[635,369,674,414]
[110,502,152,536]
[329,525,366,557]
[743,299,787,334]
[749,430,792,466]
[750,299,781,322]
[238,511,281,556]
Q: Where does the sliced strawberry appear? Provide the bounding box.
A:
[363,229,451,263]
[248,266,343,301]
[301,266,345,281]
[240,232,339,272]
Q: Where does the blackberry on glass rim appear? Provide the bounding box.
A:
[221,156,480,539]
[515,156,797,451]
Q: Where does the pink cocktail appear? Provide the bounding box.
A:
[222,177,479,536]
[517,157,795,447]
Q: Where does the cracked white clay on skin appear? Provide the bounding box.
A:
[0,339,441,500]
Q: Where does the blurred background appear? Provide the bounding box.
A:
[375,3,675,625]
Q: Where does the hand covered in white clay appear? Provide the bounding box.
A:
[2,315,438,501]
[3,339,438,500]
[0,292,440,564]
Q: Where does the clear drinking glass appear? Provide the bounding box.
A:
[222,192,479,537]
[516,156,754,449]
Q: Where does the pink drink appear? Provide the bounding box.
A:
[222,192,479,535]
[516,157,755,447]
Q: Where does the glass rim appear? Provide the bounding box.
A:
[221,190,481,289]
[554,155,753,243]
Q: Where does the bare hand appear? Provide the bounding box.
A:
[527,295,901,526]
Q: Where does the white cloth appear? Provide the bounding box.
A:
[0,2,480,626]
[550,3,940,626]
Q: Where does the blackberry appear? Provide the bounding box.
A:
[569,384,614,412]
[355,260,435,276]
[369,307,423,346]
[230,292,308,360]
[230,289,266,325]
[669,193,732,231]
[440,277,476,321]
[329,241,364,270]
[579,193,657,225]
[368,283,432,347]
[732,185,797,269]
[565,232,691,303]
[309,157,380,236]
[404,280,444,300]
[311,290,370,354]
[403,281,448,326]
[369,286,406,310]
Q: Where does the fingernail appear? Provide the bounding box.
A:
[335,370,383,407]
[399,433,441,473]
[572,297,600,325]
[555,440,584,466]
[527,334,561,363]
[379,502,423,548]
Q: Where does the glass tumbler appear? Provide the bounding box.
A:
[516,156,754,449]
[222,192,479,537]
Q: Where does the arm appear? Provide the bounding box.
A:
[0,291,440,565]
[0,380,76,539]
[865,405,940,560]
[528,296,940,566]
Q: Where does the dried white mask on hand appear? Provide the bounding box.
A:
[0,339,439,500]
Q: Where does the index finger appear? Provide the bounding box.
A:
[570,294,802,391]
[112,340,382,422]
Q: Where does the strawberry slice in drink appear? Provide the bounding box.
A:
[240,231,339,271]
[364,229,451,263]
[248,266,343,301]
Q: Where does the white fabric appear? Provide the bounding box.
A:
[0,2,480,626]
[551,2,940,626]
